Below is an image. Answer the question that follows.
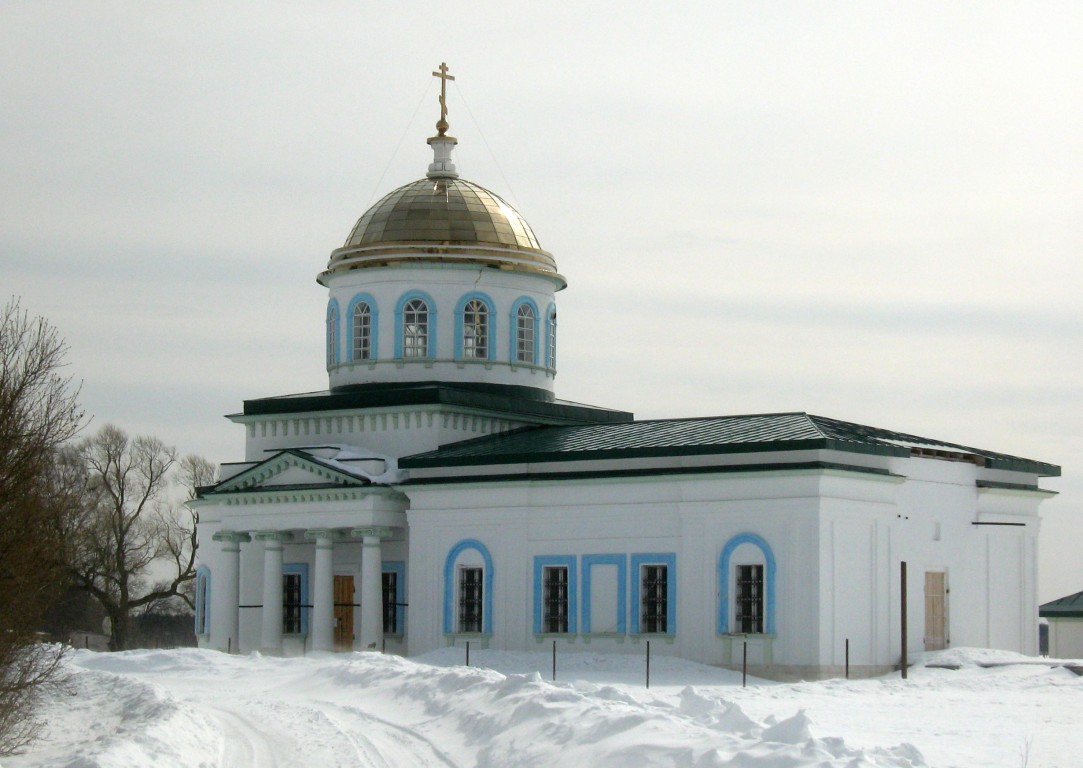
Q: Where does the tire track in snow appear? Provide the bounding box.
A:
[208,706,284,768]
[314,700,462,768]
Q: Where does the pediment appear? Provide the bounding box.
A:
[212,450,370,493]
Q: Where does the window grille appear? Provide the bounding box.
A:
[640,564,668,633]
[547,309,557,368]
[402,299,428,357]
[542,566,569,633]
[459,567,483,633]
[326,306,338,366]
[516,304,535,363]
[382,571,398,634]
[283,573,302,634]
[353,302,372,360]
[195,572,209,634]
[462,299,488,359]
[735,564,764,634]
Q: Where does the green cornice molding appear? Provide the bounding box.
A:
[303,528,348,542]
[976,480,1058,499]
[352,526,395,539]
[254,530,295,543]
[402,461,904,488]
[203,484,407,507]
[211,530,251,543]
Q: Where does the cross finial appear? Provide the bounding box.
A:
[432,62,455,135]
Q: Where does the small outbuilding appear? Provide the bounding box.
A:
[1039,592,1083,659]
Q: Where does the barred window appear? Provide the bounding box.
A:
[516,303,535,363]
[353,302,372,360]
[403,299,428,358]
[459,567,483,633]
[640,564,668,633]
[382,571,398,634]
[194,570,210,635]
[543,566,569,633]
[326,305,338,367]
[735,564,764,634]
[283,573,302,634]
[462,299,488,359]
[547,308,557,368]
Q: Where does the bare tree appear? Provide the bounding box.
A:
[68,425,211,651]
[0,298,84,755]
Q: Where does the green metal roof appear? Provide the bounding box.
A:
[400,412,1060,477]
[1040,591,1083,618]
[239,381,633,425]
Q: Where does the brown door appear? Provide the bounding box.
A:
[334,575,354,651]
[924,571,947,651]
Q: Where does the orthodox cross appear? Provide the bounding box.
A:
[432,62,455,134]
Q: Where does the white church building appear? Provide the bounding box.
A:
[191,66,1060,679]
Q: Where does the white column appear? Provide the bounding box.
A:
[353,527,392,651]
[256,531,292,654]
[305,529,340,652]
[211,530,249,653]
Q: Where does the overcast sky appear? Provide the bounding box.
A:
[3,2,1080,601]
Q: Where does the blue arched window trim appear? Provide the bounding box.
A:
[509,296,540,365]
[394,290,437,358]
[442,539,494,634]
[545,302,557,369]
[326,298,341,368]
[454,291,496,360]
[346,293,379,361]
[718,533,777,635]
[194,565,211,635]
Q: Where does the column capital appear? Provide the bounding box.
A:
[254,530,295,543]
[212,530,251,543]
[304,528,347,542]
[351,526,395,540]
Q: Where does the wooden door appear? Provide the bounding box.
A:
[924,571,947,651]
[334,575,354,650]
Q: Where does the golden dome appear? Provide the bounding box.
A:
[321,177,562,285]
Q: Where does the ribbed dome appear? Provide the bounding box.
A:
[345,178,542,251]
[322,176,562,285]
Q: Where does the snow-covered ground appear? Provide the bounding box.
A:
[6,646,1081,767]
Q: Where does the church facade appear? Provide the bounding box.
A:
[191,67,1059,679]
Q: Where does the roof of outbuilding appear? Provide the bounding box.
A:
[400,412,1060,476]
[1040,591,1083,618]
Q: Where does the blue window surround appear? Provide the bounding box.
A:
[545,302,557,369]
[194,565,211,635]
[442,539,493,634]
[717,533,777,635]
[453,291,496,360]
[630,553,677,634]
[326,298,341,367]
[532,555,578,634]
[509,296,540,364]
[394,290,437,358]
[283,562,309,635]
[346,293,379,361]
[383,560,406,634]
[581,554,626,634]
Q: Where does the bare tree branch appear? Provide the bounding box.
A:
[68,425,211,651]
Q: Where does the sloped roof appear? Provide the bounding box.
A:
[400,412,1059,476]
[239,381,632,424]
[1040,591,1083,618]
